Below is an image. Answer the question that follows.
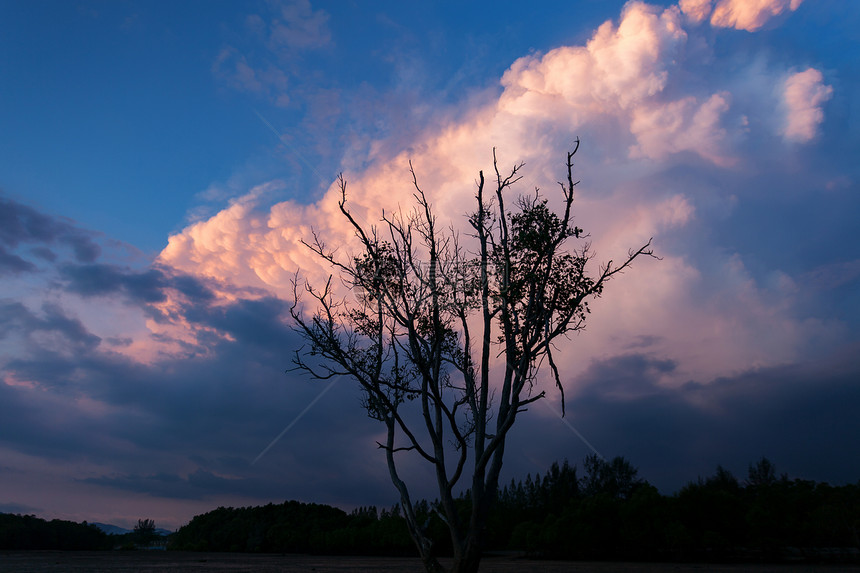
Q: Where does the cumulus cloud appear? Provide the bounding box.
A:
[710,0,803,32]
[163,2,727,288]
[499,3,687,117]
[678,0,713,23]
[628,92,735,165]
[498,2,737,164]
[158,0,836,394]
[782,68,833,142]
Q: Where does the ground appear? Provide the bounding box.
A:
[1,552,859,573]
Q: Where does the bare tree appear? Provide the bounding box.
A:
[290,141,656,573]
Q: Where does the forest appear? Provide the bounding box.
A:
[168,456,860,562]
[3,456,859,563]
[0,513,109,550]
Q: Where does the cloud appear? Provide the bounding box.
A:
[267,0,331,51]
[0,196,101,264]
[628,92,735,165]
[163,1,711,287]
[496,1,738,164]
[0,281,395,517]
[4,0,852,530]
[678,0,713,23]
[59,263,218,308]
[0,246,36,275]
[710,0,803,32]
[212,0,331,106]
[802,259,860,292]
[503,347,860,493]
[81,469,258,501]
[0,301,102,361]
[782,68,833,142]
[498,2,688,118]
[0,501,39,514]
[60,264,169,303]
[212,47,291,107]
[160,0,834,393]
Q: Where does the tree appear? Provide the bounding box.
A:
[290,141,655,573]
[581,454,644,500]
[133,518,157,547]
[746,456,777,489]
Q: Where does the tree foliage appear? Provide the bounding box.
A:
[0,513,109,550]
[170,500,412,554]
[290,143,655,572]
[133,518,158,547]
[167,457,860,563]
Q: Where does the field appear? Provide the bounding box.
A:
[2,552,860,573]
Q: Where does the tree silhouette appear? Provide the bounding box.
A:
[581,454,644,500]
[747,456,778,488]
[290,142,655,573]
[133,518,157,547]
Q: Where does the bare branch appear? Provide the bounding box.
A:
[288,143,656,572]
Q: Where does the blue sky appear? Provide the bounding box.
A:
[1,0,859,530]
[1,0,627,251]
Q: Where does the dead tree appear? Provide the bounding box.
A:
[290,141,655,573]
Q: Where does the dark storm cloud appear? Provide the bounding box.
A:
[192,296,296,350]
[59,263,219,307]
[60,263,169,303]
[0,195,100,263]
[4,265,859,510]
[169,273,217,302]
[502,350,860,494]
[3,194,855,514]
[80,469,262,501]
[29,246,57,262]
[0,301,101,352]
[0,246,36,275]
[0,286,393,506]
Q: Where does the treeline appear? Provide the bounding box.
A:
[169,500,413,554]
[5,457,858,561]
[170,456,860,562]
[0,513,110,550]
[486,456,860,562]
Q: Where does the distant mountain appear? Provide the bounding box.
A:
[92,523,172,536]
[92,522,130,535]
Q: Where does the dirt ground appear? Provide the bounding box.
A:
[2,552,860,573]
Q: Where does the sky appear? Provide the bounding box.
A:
[1,0,859,531]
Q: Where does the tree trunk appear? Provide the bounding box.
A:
[418,549,445,573]
[450,537,483,573]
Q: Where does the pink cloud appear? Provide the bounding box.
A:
[678,0,713,23]
[629,92,735,165]
[158,1,827,390]
[782,68,833,143]
[499,2,687,118]
[498,2,735,164]
[710,0,803,32]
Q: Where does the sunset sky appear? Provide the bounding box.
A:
[1,0,859,531]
